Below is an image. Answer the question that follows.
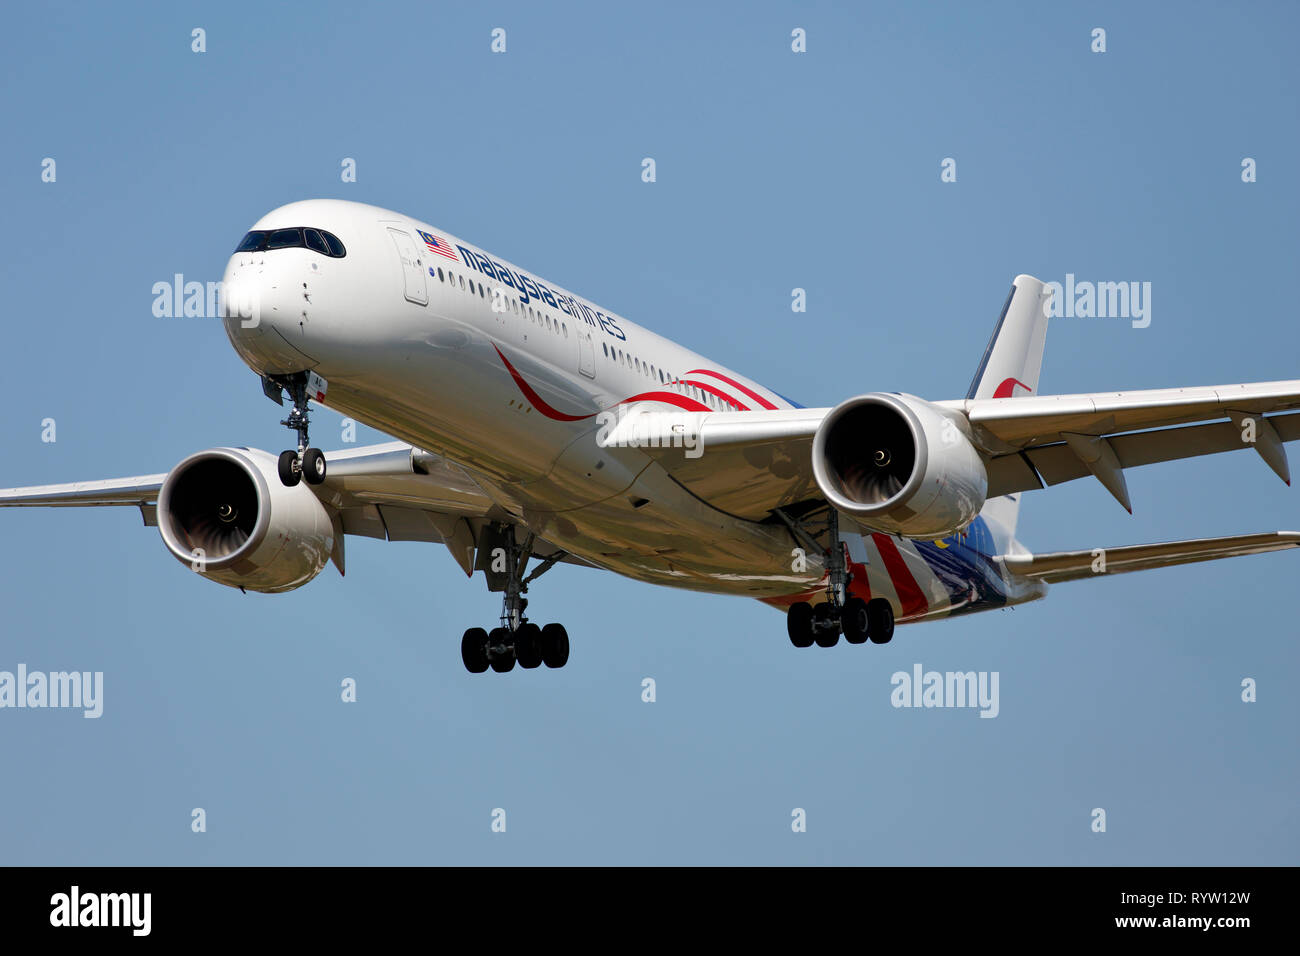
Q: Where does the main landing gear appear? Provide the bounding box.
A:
[461,525,571,674]
[778,508,895,650]
[267,373,327,487]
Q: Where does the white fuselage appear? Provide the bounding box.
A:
[222,199,1037,620]
[223,199,821,600]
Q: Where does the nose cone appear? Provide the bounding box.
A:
[222,252,318,374]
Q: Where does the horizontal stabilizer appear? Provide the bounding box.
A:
[1000,531,1300,584]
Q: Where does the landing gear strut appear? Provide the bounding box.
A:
[268,373,327,487]
[461,524,570,674]
[778,507,893,649]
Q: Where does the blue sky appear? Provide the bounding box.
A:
[0,0,1296,864]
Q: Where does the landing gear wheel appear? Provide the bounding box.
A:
[541,623,569,668]
[515,622,543,669]
[841,597,869,644]
[488,627,516,672]
[812,604,840,647]
[787,601,814,648]
[301,447,327,485]
[867,599,895,644]
[461,627,489,673]
[278,450,300,487]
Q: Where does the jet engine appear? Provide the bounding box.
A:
[811,393,987,538]
[157,447,334,593]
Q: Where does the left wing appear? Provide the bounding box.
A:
[0,442,534,577]
[600,378,1300,520]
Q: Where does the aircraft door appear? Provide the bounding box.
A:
[578,329,596,379]
[387,228,428,306]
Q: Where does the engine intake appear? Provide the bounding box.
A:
[157,448,334,593]
[811,393,987,538]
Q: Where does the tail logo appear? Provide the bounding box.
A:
[993,377,1033,398]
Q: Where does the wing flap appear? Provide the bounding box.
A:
[985,412,1300,496]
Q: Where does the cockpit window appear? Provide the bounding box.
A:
[233,227,347,258]
[303,228,329,255]
[234,231,265,253]
[266,228,302,249]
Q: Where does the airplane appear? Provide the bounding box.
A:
[3,198,1298,675]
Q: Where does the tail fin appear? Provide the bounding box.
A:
[967,275,1053,551]
[966,274,1051,401]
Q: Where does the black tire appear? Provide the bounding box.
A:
[302,447,327,485]
[488,627,516,672]
[867,599,895,645]
[541,623,570,668]
[461,627,489,673]
[786,601,814,648]
[515,622,543,669]
[278,450,300,487]
[842,597,869,644]
[812,603,839,647]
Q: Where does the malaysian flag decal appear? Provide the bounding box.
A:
[417,229,460,261]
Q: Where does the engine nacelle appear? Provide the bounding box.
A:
[157,447,334,593]
[811,393,987,538]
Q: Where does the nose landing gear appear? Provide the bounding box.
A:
[265,372,328,487]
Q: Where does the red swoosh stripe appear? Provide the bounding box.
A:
[494,344,591,421]
[680,379,750,410]
[687,369,779,410]
[872,534,929,618]
[620,390,713,412]
[494,344,712,421]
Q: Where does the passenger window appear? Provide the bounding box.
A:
[459,276,465,290]
[603,343,609,356]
